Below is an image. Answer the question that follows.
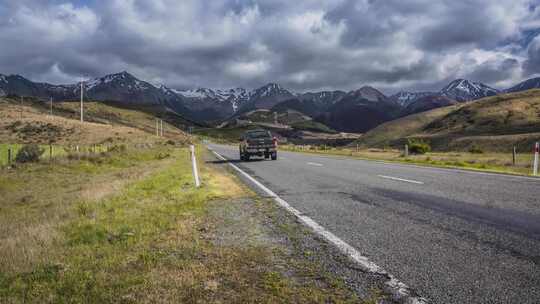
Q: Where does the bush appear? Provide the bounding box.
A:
[15,144,44,163]
[108,144,127,153]
[407,139,431,155]
[468,145,484,154]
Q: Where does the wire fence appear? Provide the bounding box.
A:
[0,143,112,167]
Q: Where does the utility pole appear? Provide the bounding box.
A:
[80,80,84,123]
[160,119,163,137]
[156,119,159,136]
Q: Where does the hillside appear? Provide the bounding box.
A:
[355,89,540,152]
[0,97,190,145]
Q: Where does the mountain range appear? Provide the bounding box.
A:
[1,71,540,132]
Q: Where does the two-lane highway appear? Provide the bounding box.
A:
[209,144,540,303]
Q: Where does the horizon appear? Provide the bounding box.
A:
[0,1,539,94]
[2,70,539,96]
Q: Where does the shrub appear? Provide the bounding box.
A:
[468,145,484,154]
[108,144,127,153]
[407,139,431,155]
[15,144,44,163]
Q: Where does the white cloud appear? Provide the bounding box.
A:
[0,0,538,93]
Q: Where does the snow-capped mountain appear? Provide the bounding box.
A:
[173,87,249,112]
[441,79,498,102]
[506,77,540,93]
[239,83,296,111]
[389,91,437,107]
[345,86,387,102]
[298,90,346,107]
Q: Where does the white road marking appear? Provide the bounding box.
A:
[378,175,424,185]
[208,147,428,304]
[307,162,323,167]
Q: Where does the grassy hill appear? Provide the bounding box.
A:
[355,89,540,152]
[0,97,191,146]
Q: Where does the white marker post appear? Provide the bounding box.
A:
[190,145,201,187]
[80,80,84,123]
[533,142,539,176]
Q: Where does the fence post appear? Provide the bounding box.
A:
[190,145,201,187]
[49,145,53,161]
[8,148,12,165]
[534,142,539,176]
[512,146,516,166]
[405,144,409,157]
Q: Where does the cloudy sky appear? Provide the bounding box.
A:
[1,0,539,93]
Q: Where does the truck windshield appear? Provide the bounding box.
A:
[247,131,271,139]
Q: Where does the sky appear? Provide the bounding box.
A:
[0,0,539,94]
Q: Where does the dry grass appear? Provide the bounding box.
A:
[0,97,190,146]
[0,144,367,303]
[356,89,540,152]
[0,146,176,274]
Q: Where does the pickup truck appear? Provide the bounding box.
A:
[239,129,278,161]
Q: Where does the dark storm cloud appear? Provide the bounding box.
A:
[0,0,538,93]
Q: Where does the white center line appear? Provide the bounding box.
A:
[378,175,424,185]
[307,162,323,167]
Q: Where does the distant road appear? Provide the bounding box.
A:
[209,144,540,304]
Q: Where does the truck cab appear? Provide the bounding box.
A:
[239,129,278,161]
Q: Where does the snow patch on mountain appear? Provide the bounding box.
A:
[390,91,436,107]
[506,77,540,93]
[441,79,498,101]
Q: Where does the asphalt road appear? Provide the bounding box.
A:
[208,144,540,304]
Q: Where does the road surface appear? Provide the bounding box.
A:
[208,144,540,304]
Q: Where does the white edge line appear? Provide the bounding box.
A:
[208,147,429,304]
[378,175,424,185]
[307,162,324,167]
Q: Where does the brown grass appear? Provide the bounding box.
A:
[356,89,540,152]
[0,97,190,145]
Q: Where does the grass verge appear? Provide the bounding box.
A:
[0,144,366,303]
[280,145,538,177]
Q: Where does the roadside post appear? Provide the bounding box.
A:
[190,145,201,188]
[534,142,539,176]
[512,146,517,166]
[404,144,409,157]
[7,148,12,165]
